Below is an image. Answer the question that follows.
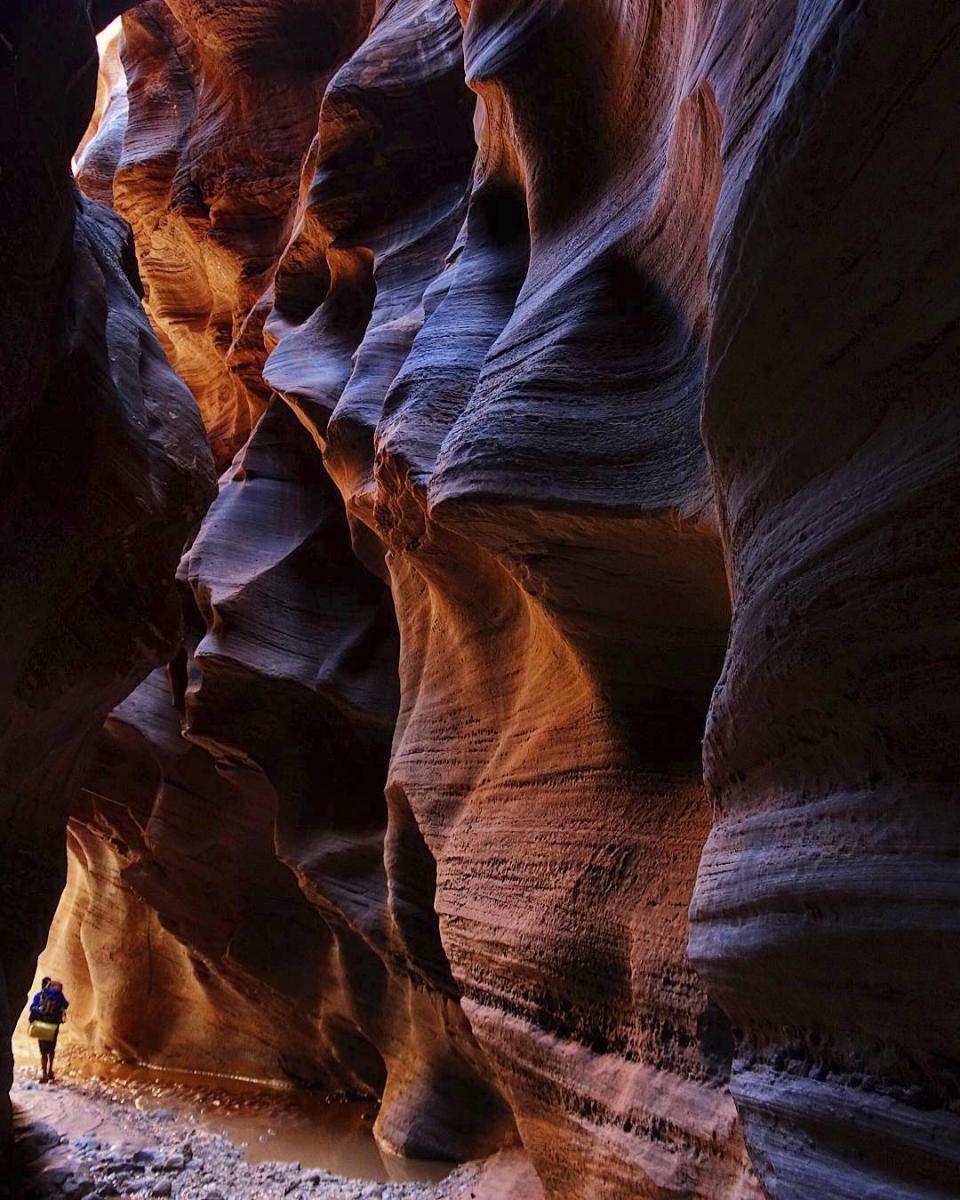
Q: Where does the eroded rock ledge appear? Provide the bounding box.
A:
[12,2,960,1199]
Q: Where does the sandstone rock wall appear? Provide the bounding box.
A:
[66,1,748,1193]
[0,0,214,1167]
[109,0,374,465]
[25,1,960,1198]
[54,0,518,1169]
[347,2,749,1193]
[690,4,960,1195]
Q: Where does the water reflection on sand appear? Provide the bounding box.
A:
[42,1056,451,1185]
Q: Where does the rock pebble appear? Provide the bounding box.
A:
[7,1069,476,1200]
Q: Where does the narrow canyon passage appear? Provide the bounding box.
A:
[1,3,958,1200]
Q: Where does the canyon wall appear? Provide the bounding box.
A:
[0,0,214,1166]
[690,4,960,1195]
[18,2,960,1199]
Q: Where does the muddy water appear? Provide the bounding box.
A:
[51,1058,451,1184]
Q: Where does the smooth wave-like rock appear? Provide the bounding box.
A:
[35,1,960,1197]
[690,5,960,1196]
[354,2,751,1193]
[75,20,127,207]
[108,0,371,465]
[70,0,517,1166]
[183,398,515,1162]
[256,0,756,1193]
[0,0,213,1167]
[39,656,388,1093]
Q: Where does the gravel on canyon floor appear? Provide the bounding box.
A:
[6,1069,475,1200]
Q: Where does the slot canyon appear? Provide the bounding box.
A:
[1,1,958,1198]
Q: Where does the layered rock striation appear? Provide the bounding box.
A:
[19,1,960,1198]
[57,0,518,1170]
[349,4,748,1195]
[690,5,960,1195]
[109,0,373,465]
[69,0,748,1193]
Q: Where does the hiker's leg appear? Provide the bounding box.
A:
[40,1048,49,1081]
[47,1042,56,1081]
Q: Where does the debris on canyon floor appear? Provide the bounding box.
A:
[6,1067,474,1200]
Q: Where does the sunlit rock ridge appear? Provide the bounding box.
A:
[3,2,957,1198]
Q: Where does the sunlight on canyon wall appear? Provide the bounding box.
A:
[5,3,959,1198]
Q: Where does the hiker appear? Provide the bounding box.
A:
[29,977,69,1083]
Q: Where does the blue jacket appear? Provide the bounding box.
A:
[31,987,69,1024]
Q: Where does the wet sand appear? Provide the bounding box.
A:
[53,1058,449,1184]
[6,1056,467,1200]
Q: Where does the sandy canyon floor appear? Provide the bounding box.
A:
[5,1059,472,1200]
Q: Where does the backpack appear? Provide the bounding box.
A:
[32,989,63,1024]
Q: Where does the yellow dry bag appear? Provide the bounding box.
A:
[28,1020,59,1040]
